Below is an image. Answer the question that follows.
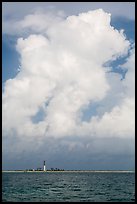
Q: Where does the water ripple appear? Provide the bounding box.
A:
[2,172,135,202]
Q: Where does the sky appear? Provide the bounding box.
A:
[2,2,135,170]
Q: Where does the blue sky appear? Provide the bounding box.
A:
[2,2,135,170]
[2,6,135,84]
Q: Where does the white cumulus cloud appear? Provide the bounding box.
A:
[2,9,134,157]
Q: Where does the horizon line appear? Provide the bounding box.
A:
[2,170,135,173]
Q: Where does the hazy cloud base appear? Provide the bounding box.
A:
[2,9,135,170]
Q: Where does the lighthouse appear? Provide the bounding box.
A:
[44,161,46,171]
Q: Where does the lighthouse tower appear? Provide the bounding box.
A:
[44,161,46,171]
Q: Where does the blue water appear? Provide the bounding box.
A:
[2,172,135,202]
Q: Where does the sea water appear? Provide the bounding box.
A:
[2,172,135,202]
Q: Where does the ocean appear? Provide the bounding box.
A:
[2,172,135,202]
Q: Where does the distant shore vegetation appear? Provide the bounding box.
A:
[24,168,65,171]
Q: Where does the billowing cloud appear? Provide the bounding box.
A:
[2,10,65,36]
[2,9,135,166]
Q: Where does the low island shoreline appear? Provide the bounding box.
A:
[2,170,135,173]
